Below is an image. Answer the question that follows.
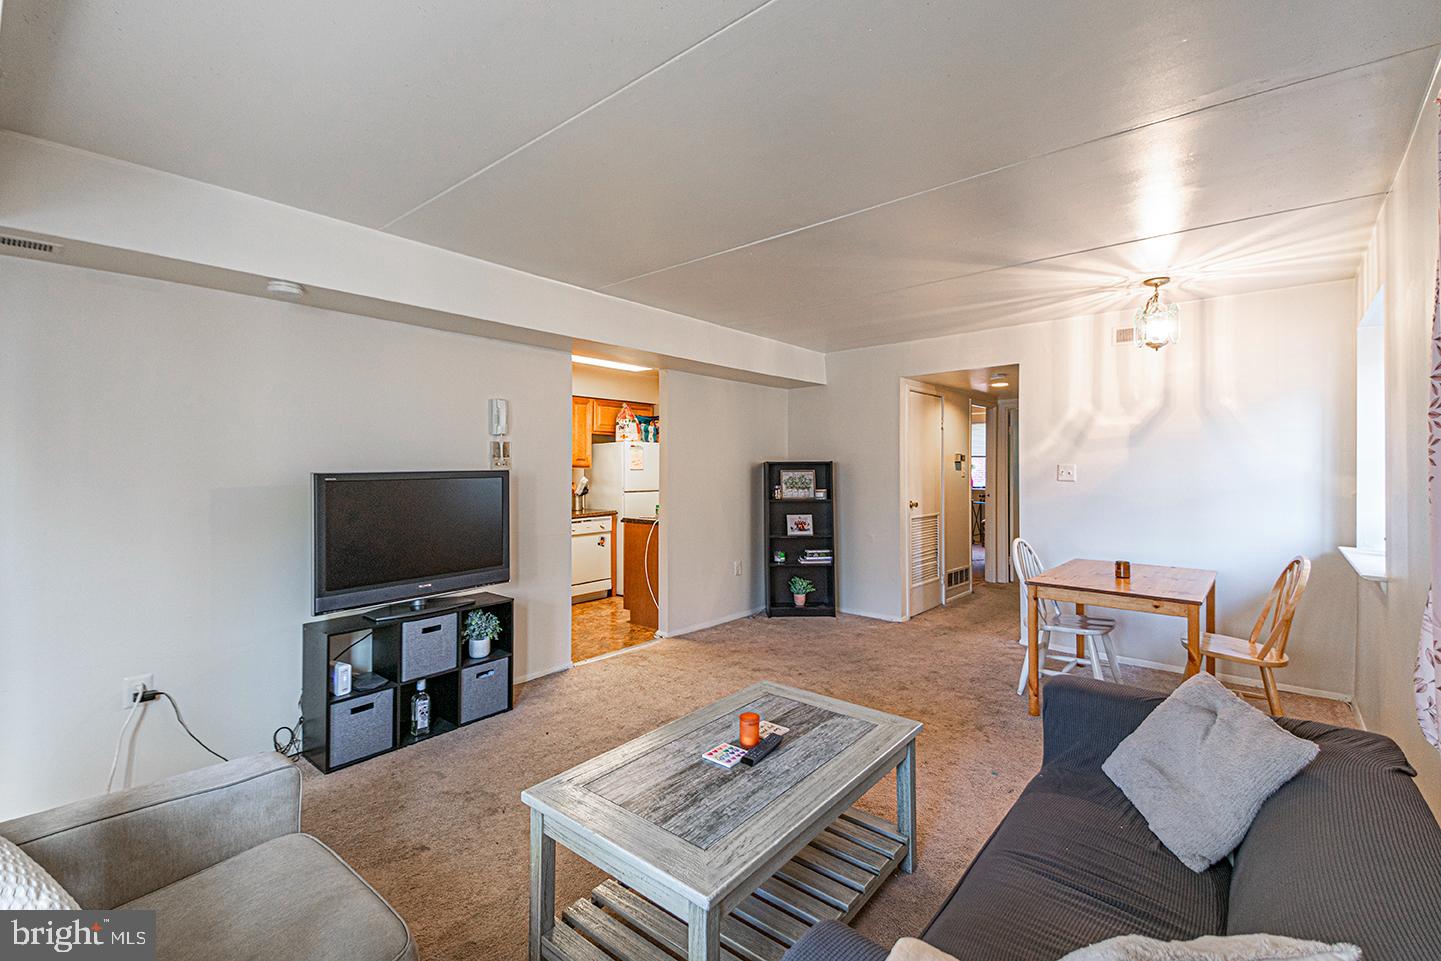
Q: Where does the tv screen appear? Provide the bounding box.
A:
[313,471,509,614]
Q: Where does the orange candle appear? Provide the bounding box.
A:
[738,712,761,749]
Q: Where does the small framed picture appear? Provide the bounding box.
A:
[815,488,828,500]
[786,514,814,536]
[780,469,817,500]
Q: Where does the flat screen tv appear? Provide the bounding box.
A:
[313,471,509,615]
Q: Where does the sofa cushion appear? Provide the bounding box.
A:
[122,833,415,961]
[921,767,1229,961]
[0,835,79,910]
[1226,720,1441,961]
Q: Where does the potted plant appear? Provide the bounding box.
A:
[463,610,502,659]
[788,576,816,608]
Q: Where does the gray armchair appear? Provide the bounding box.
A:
[1,753,415,961]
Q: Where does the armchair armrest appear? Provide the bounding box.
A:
[0,753,300,908]
[1041,676,1164,772]
[782,921,889,961]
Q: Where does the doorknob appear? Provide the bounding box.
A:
[909,500,919,508]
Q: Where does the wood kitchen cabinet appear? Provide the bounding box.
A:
[573,396,656,468]
[592,398,655,436]
[572,397,594,468]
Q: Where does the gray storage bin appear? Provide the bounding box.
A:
[400,614,458,681]
[460,657,510,723]
[328,688,394,768]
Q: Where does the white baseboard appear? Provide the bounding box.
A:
[661,607,764,638]
[1036,641,1352,702]
[839,607,904,622]
[515,661,572,684]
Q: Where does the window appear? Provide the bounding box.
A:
[1356,287,1385,553]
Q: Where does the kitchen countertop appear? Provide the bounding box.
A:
[572,509,617,519]
[621,516,658,525]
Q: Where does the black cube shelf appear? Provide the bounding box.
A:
[764,461,837,617]
[301,592,514,772]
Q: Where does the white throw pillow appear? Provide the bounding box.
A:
[0,835,80,910]
[1059,933,1360,960]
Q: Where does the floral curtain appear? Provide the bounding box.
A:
[1419,107,1441,753]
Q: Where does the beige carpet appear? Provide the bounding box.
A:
[301,582,1353,961]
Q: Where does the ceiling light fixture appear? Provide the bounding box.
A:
[572,355,652,372]
[265,279,305,298]
[1133,276,1179,351]
[989,371,1011,389]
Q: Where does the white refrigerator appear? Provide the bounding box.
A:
[590,441,660,595]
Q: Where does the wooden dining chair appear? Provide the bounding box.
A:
[1012,537,1121,694]
[1182,555,1310,716]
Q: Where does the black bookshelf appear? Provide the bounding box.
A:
[301,591,514,773]
[764,461,837,617]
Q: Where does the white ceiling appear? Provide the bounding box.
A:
[915,366,1019,401]
[2,1,1437,352]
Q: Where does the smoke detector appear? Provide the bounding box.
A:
[265,279,305,298]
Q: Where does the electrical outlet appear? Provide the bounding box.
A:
[122,673,154,709]
[1056,464,1077,483]
[732,561,742,576]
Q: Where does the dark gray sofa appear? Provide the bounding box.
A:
[785,677,1441,961]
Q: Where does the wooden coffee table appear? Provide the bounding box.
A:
[522,682,922,961]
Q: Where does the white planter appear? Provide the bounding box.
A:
[467,636,493,659]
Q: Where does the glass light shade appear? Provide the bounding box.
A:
[1134,299,1180,350]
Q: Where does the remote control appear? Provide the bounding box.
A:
[740,733,784,766]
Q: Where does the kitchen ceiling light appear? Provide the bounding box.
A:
[265,279,305,298]
[1134,276,1180,351]
[572,355,652,372]
[989,371,1011,389]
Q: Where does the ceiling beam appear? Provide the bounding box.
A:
[0,131,826,388]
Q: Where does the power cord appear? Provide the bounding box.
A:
[147,690,228,763]
[273,698,304,760]
[106,693,143,792]
[107,685,230,791]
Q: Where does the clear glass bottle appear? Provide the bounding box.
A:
[411,679,431,737]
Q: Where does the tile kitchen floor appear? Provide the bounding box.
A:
[571,594,656,663]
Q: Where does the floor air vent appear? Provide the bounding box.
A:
[0,235,60,254]
[946,568,969,588]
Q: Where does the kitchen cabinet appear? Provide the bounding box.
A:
[572,397,594,468]
[573,396,656,468]
[592,398,654,436]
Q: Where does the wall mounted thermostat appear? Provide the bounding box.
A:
[489,398,509,436]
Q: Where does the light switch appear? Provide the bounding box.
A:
[1056,464,1077,483]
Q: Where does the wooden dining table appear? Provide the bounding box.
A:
[1024,559,1217,716]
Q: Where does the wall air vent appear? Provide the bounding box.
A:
[0,235,60,255]
[1113,326,1135,346]
[945,568,969,588]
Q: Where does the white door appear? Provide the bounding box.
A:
[906,387,943,616]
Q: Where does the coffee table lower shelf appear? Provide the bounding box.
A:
[541,808,907,961]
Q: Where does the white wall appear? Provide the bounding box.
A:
[659,371,788,635]
[572,365,660,405]
[1354,82,1441,813]
[789,281,1359,695]
[0,259,573,818]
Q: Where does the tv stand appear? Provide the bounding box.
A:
[302,591,514,773]
[363,594,479,624]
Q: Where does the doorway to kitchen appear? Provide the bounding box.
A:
[570,357,663,663]
[900,365,1019,619]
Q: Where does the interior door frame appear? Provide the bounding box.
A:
[898,378,945,621]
